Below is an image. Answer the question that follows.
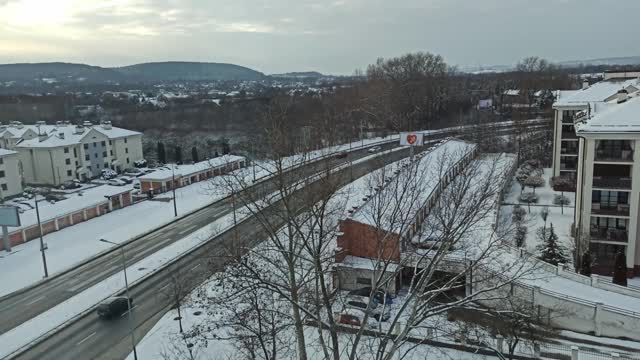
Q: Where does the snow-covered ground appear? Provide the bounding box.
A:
[500,168,575,256]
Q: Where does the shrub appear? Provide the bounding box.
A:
[515,225,527,247]
[553,194,570,206]
[512,205,527,222]
[523,175,545,188]
[519,192,538,203]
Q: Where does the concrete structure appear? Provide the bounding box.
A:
[0,149,22,199]
[553,73,640,276]
[139,155,246,195]
[0,121,144,186]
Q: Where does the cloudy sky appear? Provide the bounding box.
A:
[0,0,637,74]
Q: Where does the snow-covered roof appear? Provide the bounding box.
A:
[576,94,640,134]
[139,155,245,181]
[553,78,640,108]
[351,140,476,232]
[0,148,17,157]
[336,255,399,273]
[503,89,520,96]
[14,124,141,149]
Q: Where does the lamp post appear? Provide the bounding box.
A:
[171,165,178,217]
[99,239,138,360]
[34,194,49,278]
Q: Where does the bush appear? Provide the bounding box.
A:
[551,176,576,192]
[553,194,570,206]
[523,175,545,188]
[519,192,538,203]
[512,205,527,222]
[515,225,527,247]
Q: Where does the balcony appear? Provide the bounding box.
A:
[560,146,578,155]
[590,227,628,243]
[592,176,632,190]
[561,131,577,140]
[591,203,630,217]
[595,149,634,162]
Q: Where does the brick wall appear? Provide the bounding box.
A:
[42,220,56,235]
[57,216,71,230]
[86,207,97,220]
[122,193,132,206]
[72,211,84,224]
[337,218,400,262]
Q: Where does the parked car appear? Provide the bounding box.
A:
[60,179,81,190]
[134,159,148,168]
[344,299,391,321]
[347,287,394,305]
[118,177,133,184]
[124,168,142,176]
[334,151,348,159]
[107,179,126,186]
[336,309,377,328]
[97,296,133,320]
[45,193,65,202]
[101,169,118,180]
[133,182,141,189]
[368,146,382,153]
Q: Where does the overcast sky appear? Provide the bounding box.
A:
[0,0,638,74]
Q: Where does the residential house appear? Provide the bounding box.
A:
[0,149,22,199]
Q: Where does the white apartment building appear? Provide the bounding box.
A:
[552,76,640,180]
[562,82,640,277]
[0,121,143,186]
[0,149,22,199]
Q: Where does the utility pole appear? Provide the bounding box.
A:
[172,165,178,217]
[34,194,49,278]
[99,239,138,359]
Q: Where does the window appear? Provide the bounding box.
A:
[94,153,98,158]
[0,158,3,165]
[102,151,107,157]
[75,161,78,166]
[0,171,4,178]
[110,150,113,156]
[87,166,91,172]
[126,158,130,164]
[104,163,109,168]
[124,138,128,143]
[101,141,106,146]
[356,277,371,285]
[65,158,71,165]
[67,170,72,176]
[125,148,129,154]
[109,140,112,145]
[95,164,100,169]
[84,144,88,150]
[0,184,6,191]
[85,155,90,161]
[73,148,77,157]
[64,147,69,153]
[93,142,97,148]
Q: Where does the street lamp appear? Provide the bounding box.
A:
[99,239,138,360]
[171,165,178,217]
[34,193,49,278]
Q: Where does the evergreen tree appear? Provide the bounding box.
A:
[214,151,220,158]
[536,223,568,266]
[612,250,628,287]
[579,251,592,277]
[157,142,166,164]
[175,146,183,164]
[191,146,199,163]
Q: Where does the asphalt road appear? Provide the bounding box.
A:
[15,143,417,360]
[0,141,399,335]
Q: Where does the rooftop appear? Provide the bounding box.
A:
[0,149,17,157]
[553,78,640,108]
[139,155,245,180]
[11,122,141,149]
[576,93,640,133]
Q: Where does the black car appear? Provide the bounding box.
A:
[347,287,393,305]
[335,151,348,159]
[97,296,133,319]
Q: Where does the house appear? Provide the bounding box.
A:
[0,121,144,186]
[0,149,22,199]
[139,155,246,195]
[568,89,640,277]
[551,74,640,182]
[333,140,478,295]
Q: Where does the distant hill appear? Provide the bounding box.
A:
[271,71,324,79]
[0,62,126,83]
[112,62,266,81]
[0,61,265,84]
[557,56,640,68]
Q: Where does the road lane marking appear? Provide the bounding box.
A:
[178,224,199,236]
[24,295,46,306]
[159,283,171,292]
[76,332,96,346]
[190,263,201,272]
[121,305,138,317]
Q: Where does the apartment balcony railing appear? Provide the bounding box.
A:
[560,162,577,171]
[592,176,632,190]
[561,131,577,139]
[590,227,628,243]
[591,203,630,217]
[595,149,634,162]
[560,147,578,155]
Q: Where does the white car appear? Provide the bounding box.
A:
[107,179,126,186]
[368,146,382,153]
